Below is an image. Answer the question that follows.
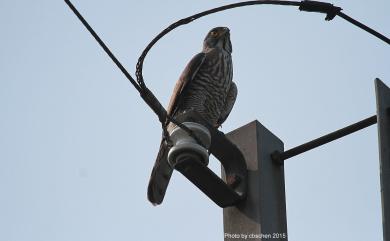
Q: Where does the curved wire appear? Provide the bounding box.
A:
[135,0,389,90]
[135,0,301,89]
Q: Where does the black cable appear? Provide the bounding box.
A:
[337,11,390,45]
[64,0,142,93]
[65,0,169,124]
[64,0,207,147]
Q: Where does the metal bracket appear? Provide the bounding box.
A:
[169,111,247,207]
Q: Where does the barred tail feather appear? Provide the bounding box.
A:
[147,140,174,205]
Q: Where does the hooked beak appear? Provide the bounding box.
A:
[222,27,230,35]
[221,28,232,53]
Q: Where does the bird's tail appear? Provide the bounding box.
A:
[147,139,174,205]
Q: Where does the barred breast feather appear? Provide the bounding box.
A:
[169,48,233,130]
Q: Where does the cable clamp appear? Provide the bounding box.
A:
[299,0,342,21]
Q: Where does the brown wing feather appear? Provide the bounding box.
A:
[167,53,206,117]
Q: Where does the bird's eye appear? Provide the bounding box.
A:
[210,31,218,37]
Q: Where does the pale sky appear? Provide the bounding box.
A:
[1,1,389,241]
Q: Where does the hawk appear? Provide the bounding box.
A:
[148,27,237,205]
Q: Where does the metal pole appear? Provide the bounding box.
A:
[375,78,390,241]
[223,121,287,241]
[272,115,377,163]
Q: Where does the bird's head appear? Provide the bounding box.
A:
[203,27,232,53]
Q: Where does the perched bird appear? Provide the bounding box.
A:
[147,27,237,205]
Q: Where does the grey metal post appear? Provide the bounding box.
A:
[223,121,287,241]
[375,78,390,241]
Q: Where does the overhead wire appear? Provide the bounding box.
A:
[65,0,389,138]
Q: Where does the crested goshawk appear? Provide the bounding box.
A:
[147,27,237,205]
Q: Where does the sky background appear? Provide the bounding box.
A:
[1,0,389,241]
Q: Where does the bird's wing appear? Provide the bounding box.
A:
[217,81,237,126]
[166,52,206,117]
[147,52,206,206]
